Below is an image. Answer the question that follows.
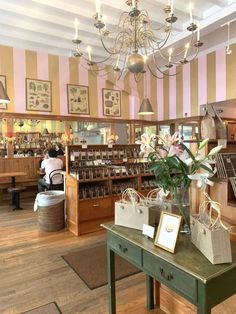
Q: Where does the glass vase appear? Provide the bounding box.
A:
[170,187,191,234]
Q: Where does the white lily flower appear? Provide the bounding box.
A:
[188,172,214,189]
[208,145,223,156]
[184,157,194,166]
[198,138,209,150]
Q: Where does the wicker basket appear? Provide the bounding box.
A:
[38,200,65,232]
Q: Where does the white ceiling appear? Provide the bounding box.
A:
[0,0,235,60]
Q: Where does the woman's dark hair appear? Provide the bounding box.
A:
[48,148,57,158]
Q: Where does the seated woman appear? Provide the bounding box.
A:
[38,148,63,192]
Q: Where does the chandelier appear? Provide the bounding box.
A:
[72,0,203,81]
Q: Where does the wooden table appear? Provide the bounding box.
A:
[0,172,27,187]
[0,172,27,205]
[101,221,236,314]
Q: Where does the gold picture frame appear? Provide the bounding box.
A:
[67,84,90,115]
[102,88,121,117]
[0,75,8,110]
[154,211,182,253]
[26,78,52,112]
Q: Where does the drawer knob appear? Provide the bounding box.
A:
[118,244,128,253]
[160,268,173,281]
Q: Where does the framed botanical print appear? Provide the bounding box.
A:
[0,75,8,109]
[102,88,121,117]
[26,78,52,112]
[67,84,90,115]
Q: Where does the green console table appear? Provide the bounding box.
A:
[101,221,236,314]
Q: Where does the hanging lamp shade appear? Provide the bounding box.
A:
[138,98,154,115]
[0,81,10,103]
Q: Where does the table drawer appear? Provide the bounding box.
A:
[79,198,112,222]
[143,251,197,303]
[107,233,142,268]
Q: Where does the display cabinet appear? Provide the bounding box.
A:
[65,144,157,236]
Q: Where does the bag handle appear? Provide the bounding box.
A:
[147,188,169,201]
[199,192,229,230]
[121,188,147,206]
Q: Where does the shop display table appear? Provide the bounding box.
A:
[101,222,236,314]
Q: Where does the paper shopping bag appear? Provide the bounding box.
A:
[115,200,149,230]
[190,193,232,264]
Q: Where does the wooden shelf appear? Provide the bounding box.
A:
[65,144,153,236]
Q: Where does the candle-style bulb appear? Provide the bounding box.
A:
[168,48,173,62]
[189,3,193,24]
[197,24,200,41]
[184,43,189,59]
[96,0,101,20]
[74,18,79,40]
[87,46,92,61]
[115,54,120,68]
[170,0,174,14]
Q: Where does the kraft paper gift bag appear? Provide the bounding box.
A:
[201,105,216,140]
[115,188,149,230]
[190,193,232,264]
[210,104,227,139]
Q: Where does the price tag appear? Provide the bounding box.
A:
[123,158,128,162]
[82,144,87,149]
[217,139,227,148]
[108,143,113,148]
[142,224,155,239]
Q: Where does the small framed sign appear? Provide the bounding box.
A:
[154,211,182,253]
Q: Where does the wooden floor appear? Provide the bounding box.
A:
[0,198,236,314]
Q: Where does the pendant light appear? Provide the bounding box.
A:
[138,98,154,115]
[0,81,10,103]
[138,68,154,115]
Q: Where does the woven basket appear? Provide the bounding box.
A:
[38,200,65,232]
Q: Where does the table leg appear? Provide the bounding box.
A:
[146,275,154,310]
[11,176,16,205]
[11,177,16,188]
[107,246,116,314]
[198,282,211,314]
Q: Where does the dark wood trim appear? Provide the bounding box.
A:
[0,112,157,125]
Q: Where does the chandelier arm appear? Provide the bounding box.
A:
[147,63,164,79]
[76,59,112,74]
[149,55,180,77]
[181,47,200,63]
[169,32,197,63]
[100,30,131,55]
[156,26,173,50]
[117,54,128,80]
